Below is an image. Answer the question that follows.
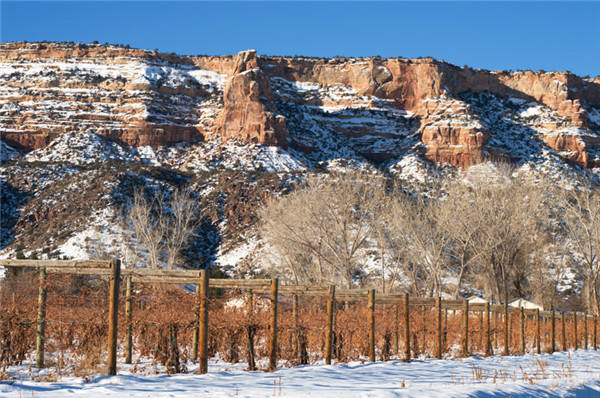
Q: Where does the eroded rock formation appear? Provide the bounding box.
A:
[217,50,287,148]
[1,42,599,168]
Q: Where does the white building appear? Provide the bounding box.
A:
[467,295,488,304]
[509,298,543,310]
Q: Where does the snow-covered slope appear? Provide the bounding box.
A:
[24,131,138,164]
[2,125,598,278]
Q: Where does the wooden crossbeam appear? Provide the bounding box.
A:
[0,259,112,269]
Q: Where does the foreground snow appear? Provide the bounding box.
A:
[3,350,600,397]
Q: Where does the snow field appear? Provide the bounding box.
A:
[3,350,600,397]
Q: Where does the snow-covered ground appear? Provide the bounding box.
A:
[3,350,600,397]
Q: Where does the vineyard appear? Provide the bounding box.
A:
[0,259,598,378]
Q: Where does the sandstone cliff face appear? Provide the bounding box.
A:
[0,42,224,150]
[256,55,600,167]
[1,42,599,169]
[418,97,490,167]
[217,50,287,148]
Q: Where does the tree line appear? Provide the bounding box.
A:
[259,168,600,315]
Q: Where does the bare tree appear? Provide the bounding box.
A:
[163,189,201,269]
[524,176,573,310]
[377,222,409,293]
[561,182,600,314]
[129,187,200,269]
[261,161,594,311]
[459,176,544,304]
[528,237,570,310]
[130,189,164,269]
[260,171,386,288]
[436,182,484,298]
[386,192,450,297]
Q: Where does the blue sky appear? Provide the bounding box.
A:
[1,1,598,76]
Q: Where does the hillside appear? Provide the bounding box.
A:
[1,41,599,281]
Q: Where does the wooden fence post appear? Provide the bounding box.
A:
[107,259,121,376]
[504,302,509,356]
[444,308,448,349]
[404,293,410,362]
[35,267,47,369]
[436,297,442,359]
[561,311,566,351]
[479,310,484,352]
[268,278,279,372]
[543,315,547,347]
[573,312,578,350]
[584,312,588,350]
[421,305,426,352]
[462,299,469,357]
[485,302,491,356]
[326,285,335,365]
[594,315,598,351]
[493,310,498,350]
[332,299,337,356]
[246,289,256,371]
[192,281,201,361]
[293,294,299,361]
[536,309,541,354]
[198,269,209,374]
[125,275,133,364]
[550,309,556,353]
[520,307,525,355]
[394,304,399,355]
[368,289,375,362]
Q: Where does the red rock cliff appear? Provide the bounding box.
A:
[217,50,287,148]
[1,42,599,168]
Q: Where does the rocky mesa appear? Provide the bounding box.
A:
[1,41,599,168]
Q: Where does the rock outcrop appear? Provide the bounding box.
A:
[216,50,287,148]
[1,42,599,169]
[418,97,490,167]
[0,42,222,150]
